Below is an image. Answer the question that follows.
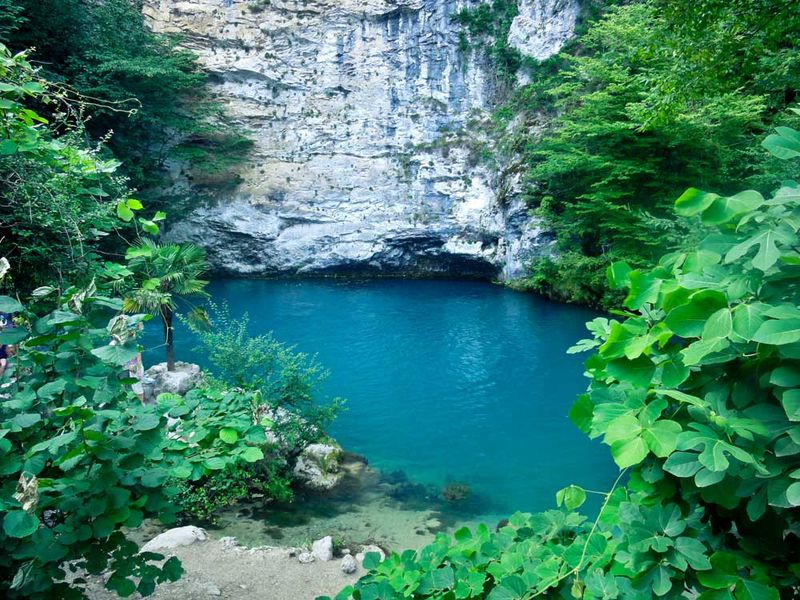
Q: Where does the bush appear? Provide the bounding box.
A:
[0,283,269,598]
[186,301,343,451]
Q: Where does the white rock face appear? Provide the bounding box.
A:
[143,0,577,280]
[508,0,580,60]
[312,536,334,561]
[141,526,207,552]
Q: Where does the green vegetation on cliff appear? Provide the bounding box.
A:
[0,0,251,214]
[460,0,800,306]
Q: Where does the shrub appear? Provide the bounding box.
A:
[186,301,343,451]
[0,282,269,598]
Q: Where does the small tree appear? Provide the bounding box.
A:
[123,239,209,371]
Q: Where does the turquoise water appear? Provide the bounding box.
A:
[142,279,617,520]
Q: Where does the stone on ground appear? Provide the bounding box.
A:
[311,536,333,561]
[340,554,357,575]
[141,526,207,552]
[355,545,386,565]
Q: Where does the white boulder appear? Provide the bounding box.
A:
[298,551,315,564]
[355,545,386,565]
[141,526,207,552]
[311,536,333,561]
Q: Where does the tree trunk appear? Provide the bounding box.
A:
[162,306,175,371]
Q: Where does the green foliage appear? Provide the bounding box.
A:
[492,0,800,305]
[453,0,524,81]
[0,0,251,212]
[0,283,268,598]
[113,239,210,371]
[0,45,126,291]
[186,302,343,451]
[327,130,800,599]
[176,458,293,523]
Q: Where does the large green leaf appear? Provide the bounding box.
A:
[664,290,727,337]
[675,187,718,216]
[606,357,655,388]
[763,131,800,159]
[643,420,681,457]
[752,319,800,345]
[732,303,769,341]
[0,295,23,313]
[624,271,661,309]
[701,190,764,225]
[663,452,702,478]
[219,428,239,444]
[702,308,732,341]
[782,389,800,421]
[90,344,138,366]
[725,229,782,271]
[3,510,38,538]
[610,436,648,468]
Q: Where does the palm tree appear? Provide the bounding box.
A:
[123,239,209,371]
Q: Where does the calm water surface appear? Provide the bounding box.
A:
[143,279,616,525]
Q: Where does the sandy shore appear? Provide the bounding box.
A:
[86,537,362,600]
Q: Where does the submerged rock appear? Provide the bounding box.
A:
[312,536,334,562]
[141,526,207,552]
[144,362,203,402]
[293,443,344,491]
[341,554,357,575]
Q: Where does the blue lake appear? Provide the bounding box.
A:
[143,278,617,524]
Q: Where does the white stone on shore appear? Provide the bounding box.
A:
[298,551,315,564]
[141,526,207,552]
[312,536,334,561]
[341,554,357,574]
[355,545,386,565]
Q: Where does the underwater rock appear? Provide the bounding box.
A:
[143,361,203,402]
[442,481,471,502]
[293,443,344,491]
[141,526,207,552]
[341,554,357,575]
[424,517,442,532]
[312,536,334,561]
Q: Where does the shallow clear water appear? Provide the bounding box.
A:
[142,279,617,541]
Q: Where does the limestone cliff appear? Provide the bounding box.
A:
[143,0,579,279]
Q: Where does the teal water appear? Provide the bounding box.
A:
[143,279,616,522]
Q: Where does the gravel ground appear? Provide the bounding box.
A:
[85,538,362,600]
